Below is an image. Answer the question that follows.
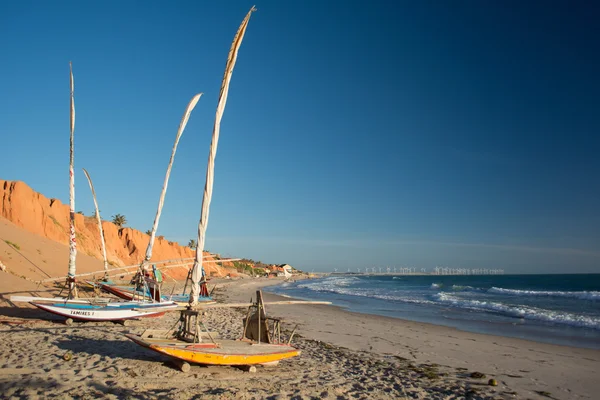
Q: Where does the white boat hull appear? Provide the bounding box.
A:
[31,301,178,321]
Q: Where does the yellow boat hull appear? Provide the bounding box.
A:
[126,334,301,366]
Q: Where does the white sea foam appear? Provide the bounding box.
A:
[297,278,435,305]
[279,276,600,336]
[434,292,600,330]
[369,293,436,305]
[451,285,480,291]
[297,276,359,291]
[488,287,600,301]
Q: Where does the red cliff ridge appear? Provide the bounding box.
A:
[0,180,232,279]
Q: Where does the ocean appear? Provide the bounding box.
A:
[265,274,600,349]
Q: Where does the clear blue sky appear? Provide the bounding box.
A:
[1,1,599,273]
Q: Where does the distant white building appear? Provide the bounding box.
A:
[279,264,294,278]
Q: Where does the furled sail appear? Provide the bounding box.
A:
[67,62,77,297]
[82,168,109,277]
[190,7,256,305]
[142,93,203,268]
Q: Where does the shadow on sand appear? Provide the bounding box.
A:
[0,376,178,399]
[0,306,62,321]
[54,336,167,362]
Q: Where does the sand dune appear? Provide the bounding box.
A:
[0,216,225,296]
[0,180,231,279]
[0,217,107,296]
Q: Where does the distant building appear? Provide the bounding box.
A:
[278,264,293,278]
[278,264,293,271]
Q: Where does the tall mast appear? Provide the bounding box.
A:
[82,168,109,279]
[67,61,78,298]
[141,94,202,268]
[189,7,256,305]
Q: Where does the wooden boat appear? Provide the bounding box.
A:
[93,281,214,305]
[126,290,305,369]
[30,300,178,322]
[126,334,300,366]
[91,282,140,300]
[89,263,213,305]
[91,270,214,305]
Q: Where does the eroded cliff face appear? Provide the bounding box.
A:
[0,180,230,278]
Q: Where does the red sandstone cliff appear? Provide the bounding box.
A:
[0,180,232,279]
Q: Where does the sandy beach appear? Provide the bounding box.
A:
[0,277,597,399]
[2,1,598,398]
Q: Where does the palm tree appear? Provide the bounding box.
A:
[188,239,197,249]
[112,214,127,228]
[145,229,152,235]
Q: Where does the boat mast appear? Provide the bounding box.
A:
[189,6,256,306]
[140,94,202,271]
[82,168,109,280]
[67,61,78,299]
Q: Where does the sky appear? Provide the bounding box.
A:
[1,1,599,273]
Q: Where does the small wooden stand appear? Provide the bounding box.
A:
[242,291,283,344]
[176,309,218,345]
[59,276,78,299]
[165,290,285,346]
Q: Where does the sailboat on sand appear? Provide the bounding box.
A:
[127,7,329,368]
[11,63,179,322]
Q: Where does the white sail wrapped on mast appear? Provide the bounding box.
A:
[82,168,109,276]
[190,7,256,305]
[142,93,203,267]
[67,62,77,284]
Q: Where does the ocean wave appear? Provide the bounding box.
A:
[297,279,436,306]
[434,292,600,330]
[372,295,436,306]
[451,285,481,291]
[488,287,600,301]
[297,276,359,291]
[428,284,483,292]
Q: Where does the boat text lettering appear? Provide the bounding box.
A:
[69,310,94,316]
